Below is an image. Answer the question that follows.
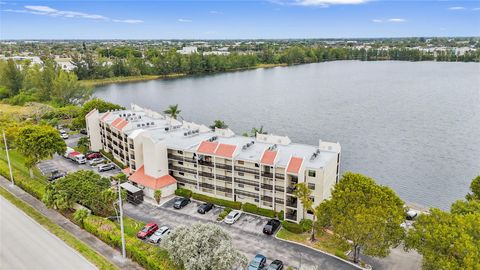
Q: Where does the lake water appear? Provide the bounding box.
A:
[94,61,480,210]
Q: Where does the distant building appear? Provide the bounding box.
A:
[176,46,198,55]
[86,104,341,223]
[54,58,76,71]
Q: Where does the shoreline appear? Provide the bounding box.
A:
[80,63,288,87]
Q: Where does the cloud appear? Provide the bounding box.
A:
[472,7,480,11]
[448,6,465,10]
[210,10,223,14]
[387,18,405,22]
[270,0,369,7]
[371,19,382,23]
[177,18,192,23]
[1,5,142,24]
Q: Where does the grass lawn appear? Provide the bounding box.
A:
[118,216,146,237]
[0,186,118,270]
[0,148,47,182]
[276,228,350,259]
[0,102,52,120]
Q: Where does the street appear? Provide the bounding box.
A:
[0,196,97,270]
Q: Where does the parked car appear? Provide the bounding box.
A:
[47,170,66,181]
[148,226,171,244]
[60,133,69,139]
[224,210,242,224]
[137,223,158,239]
[267,260,284,270]
[58,129,66,134]
[173,197,191,209]
[98,163,115,172]
[197,203,214,214]
[248,254,267,270]
[88,157,105,166]
[263,219,281,235]
[86,152,102,160]
[79,129,88,135]
[67,152,86,164]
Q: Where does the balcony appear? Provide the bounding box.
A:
[235,177,259,187]
[216,186,232,194]
[184,157,196,163]
[286,199,298,208]
[167,154,184,161]
[261,195,273,202]
[261,183,273,190]
[170,165,197,175]
[176,177,197,186]
[275,198,284,204]
[286,186,296,194]
[275,173,285,180]
[199,182,215,190]
[234,166,259,175]
[275,186,285,193]
[216,163,232,170]
[198,160,214,167]
[216,174,233,182]
[262,172,274,178]
[235,189,258,199]
[199,171,214,178]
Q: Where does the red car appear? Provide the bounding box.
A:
[86,152,102,160]
[137,223,158,239]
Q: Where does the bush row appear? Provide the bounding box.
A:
[193,193,242,210]
[242,202,277,218]
[174,188,192,198]
[83,215,181,270]
[0,162,46,199]
[281,221,304,234]
[99,150,126,169]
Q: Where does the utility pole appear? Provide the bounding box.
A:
[117,181,126,258]
[3,131,14,186]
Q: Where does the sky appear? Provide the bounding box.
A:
[0,0,479,39]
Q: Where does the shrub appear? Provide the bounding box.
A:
[100,149,125,168]
[73,208,90,227]
[299,219,313,232]
[217,207,232,221]
[0,162,45,199]
[175,188,192,198]
[192,193,242,210]
[335,250,348,260]
[281,221,304,234]
[277,210,284,221]
[242,202,276,218]
[83,216,180,270]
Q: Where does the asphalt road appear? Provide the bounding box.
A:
[0,196,97,270]
[125,198,360,270]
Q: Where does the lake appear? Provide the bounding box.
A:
[94,61,480,210]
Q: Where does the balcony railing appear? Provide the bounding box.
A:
[199,182,215,190]
[286,199,298,208]
[184,157,196,163]
[198,160,214,167]
[262,172,274,178]
[216,186,232,194]
[261,195,273,202]
[261,183,273,190]
[199,171,214,178]
[234,177,259,187]
[286,186,296,194]
[216,174,233,182]
[235,189,258,199]
[176,177,197,186]
[275,198,284,204]
[275,173,285,180]
[170,165,197,175]
[275,186,285,193]
[234,166,259,175]
[167,154,184,161]
[216,163,232,170]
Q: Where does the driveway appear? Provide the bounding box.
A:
[37,154,121,179]
[124,197,360,270]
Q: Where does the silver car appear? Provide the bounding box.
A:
[88,157,105,166]
[224,210,242,224]
[148,226,170,244]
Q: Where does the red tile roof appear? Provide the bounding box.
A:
[110,117,122,127]
[197,141,218,155]
[215,143,236,158]
[128,166,177,190]
[110,117,129,131]
[261,150,277,165]
[287,157,303,174]
[100,112,110,121]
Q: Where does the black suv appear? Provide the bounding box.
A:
[47,170,66,181]
[173,198,191,209]
[263,219,281,235]
[197,203,214,214]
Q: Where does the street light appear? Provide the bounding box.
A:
[3,131,14,186]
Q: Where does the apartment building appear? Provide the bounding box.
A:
[86,104,341,223]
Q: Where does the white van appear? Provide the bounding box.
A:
[73,154,86,164]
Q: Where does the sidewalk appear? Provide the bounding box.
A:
[0,176,142,270]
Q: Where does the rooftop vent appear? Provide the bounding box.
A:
[207,136,218,142]
[268,144,277,151]
[242,141,255,150]
[310,149,321,161]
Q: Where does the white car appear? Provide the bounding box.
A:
[60,133,69,139]
[224,210,242,224]
[148,226,171,244]
[88,157,105,166]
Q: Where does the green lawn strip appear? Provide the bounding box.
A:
[276,228,350,259]
[0,148,47,182]
[0,186,118,270]
[120,216,146,237]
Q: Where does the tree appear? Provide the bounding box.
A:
[405,209,480,270]
[161,222,247,270]
[15,124,66,177]
[250,126,267,137]
[466,175,480,200]
[154,189,162,205]
[164,104,181,119]
[293,182,316,241]
[52,70,92,106]
[209,120,228,129]
[74,98,124,128]
[0,59,23,97]
[316,172,405,263]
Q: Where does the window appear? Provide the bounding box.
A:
[307,209,314,215]
[308,183,315,190]
[177,150,183,155]
[254,175,259,179]
[238,184,244,188]
[308,170,316,177]
[255,187,259,191]
[238,172,244,176]
[254,198,259,202]
[179,172,185,176]
[254,163,259,167]
[310,196,315,203]
[238,160,244,165]
[179,161,184,165]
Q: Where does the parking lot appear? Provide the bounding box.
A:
[125,197,360,270]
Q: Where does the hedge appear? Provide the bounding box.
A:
[100,150,126,169]
[83,215,181,270]
[242,202,277,218]
[174,188,192,198]
[192,193,242,210]
[0,161,46,199]
[281,221,304,234]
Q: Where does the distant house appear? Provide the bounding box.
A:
[176,46,198,55]
[54,58,76,71]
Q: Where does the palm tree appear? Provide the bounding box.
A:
[250,125,267,137]
[164,104,181,119]
[210,120,228,130]
[293,182,316,241]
